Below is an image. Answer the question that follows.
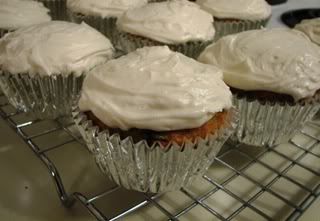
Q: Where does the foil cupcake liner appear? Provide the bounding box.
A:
[68,11,119,49]
[119,31,213,59]
[231,95,320,147]
[0,72,85,120]
[38,0,67,21]
[73,109,238,193]
[214,18,269,40]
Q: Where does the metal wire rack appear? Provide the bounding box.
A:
[0,92,319,221]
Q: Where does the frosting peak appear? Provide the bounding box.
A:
[67,0,148,18]
[0,0,51,30]
[0,21,114,76]
[196,0,271,20]
[198,29,320,101]
[117,0,215,44]
[295,18,320,46]
[79,46,232,131]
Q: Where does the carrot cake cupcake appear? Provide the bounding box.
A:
[295,18,320,118]
[67,0,148,47]
[117,0,215,58]
[198,29,320,146]
[196,0,271,39]
[0,21,114,119]
[295,18,320,46]
[0,0,51,38]
[74,46,236,192]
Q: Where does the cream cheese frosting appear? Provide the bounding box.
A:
[196,0,271,20]
[198,29,320,101]
[67,0,148,18]
[295,18,320,46]
[0,21,114,76]
[0,0,51,30]
[79,46,232,131]
[117,0,215,44]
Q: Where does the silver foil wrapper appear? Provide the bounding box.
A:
[38,0,67,21]
[73,109,237,193]
[0,72,84,120]
[314,107,320,120]
[68,11,119,49]
[231,95,320,147]
[119,31,213,59]
[214,18,269,40]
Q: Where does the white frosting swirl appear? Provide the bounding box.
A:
[0,0,51,30]
[67,0,148,18]
[0,21,114,76]
[117,0,215,44]
[198,29,320,101]
[196,0,271,20]
[79,46,232,131]
[295,18,320,46]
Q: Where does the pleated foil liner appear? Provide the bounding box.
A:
[73,109,238,193]
[0,72,85,120]
[119,31,213,59]
[38,0,67,21]
[231,95,320,147]
[214,18,269,40]
[68,11,119,49]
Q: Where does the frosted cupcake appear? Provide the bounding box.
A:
[117,0,215,58]
[198,29,320,147]
[196,0,271,39]
[0,21,114,120]
[67,0,148,48]
[0,0,51,38]
[295,18,320,119]
[73,46,236,193]
[37,0,67,21]
[295,18,320,46]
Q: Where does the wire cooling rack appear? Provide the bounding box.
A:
[0,92,319,221]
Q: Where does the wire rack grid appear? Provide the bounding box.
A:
[0,92,319,221]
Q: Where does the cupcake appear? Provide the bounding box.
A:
[37,0,68,21]
[0,21,114,120]
[0,0,51,38]
[196,0,271,39]
[117,0,215,58]
[295,18,320,46]
[295,18,320,119]
[198,29,320,147]
[67,0,148,48]
[73,46,236,193]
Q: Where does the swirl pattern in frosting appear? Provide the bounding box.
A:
[67,0,148,18]
[117,0,215,44]
[295,18,320,46]
[0,21,114,76]
[0,0,51,30]
[79,46,232,131]
[198,29,320,101]
[196,0,271,20]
